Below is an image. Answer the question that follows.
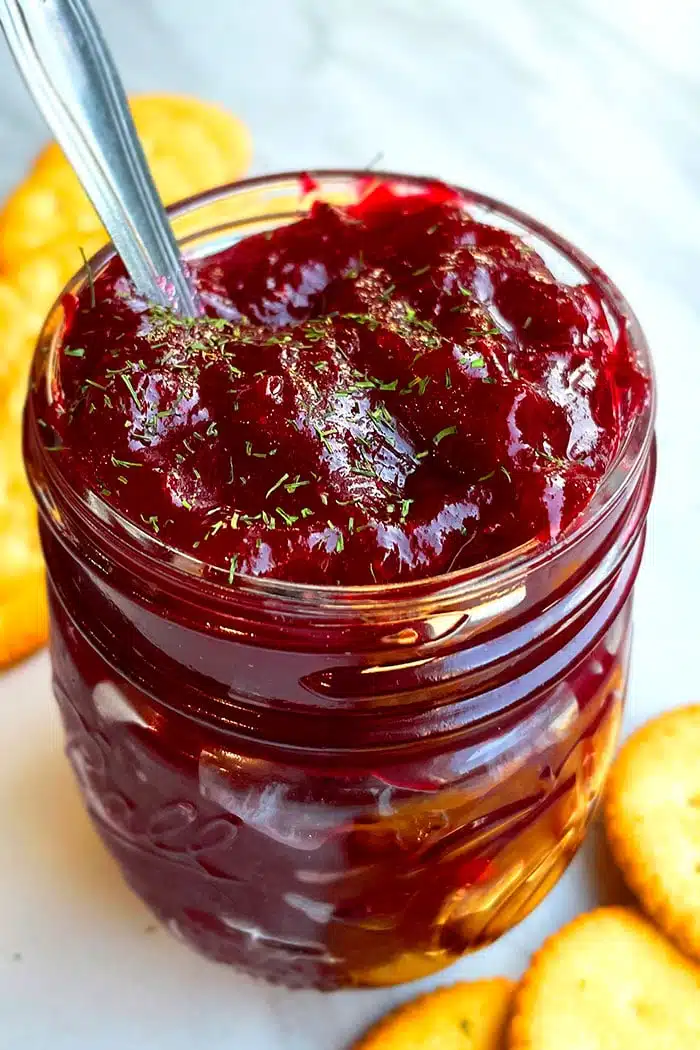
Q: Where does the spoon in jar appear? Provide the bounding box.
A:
[0,0,200,315]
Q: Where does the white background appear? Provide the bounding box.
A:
[0,1,696,1047]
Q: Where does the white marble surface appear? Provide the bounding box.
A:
[0,1,697,1046]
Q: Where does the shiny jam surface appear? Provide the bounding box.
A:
[29,177,652,989]
[43,181,646,584]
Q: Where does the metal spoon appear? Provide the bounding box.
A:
[0,0,200,315]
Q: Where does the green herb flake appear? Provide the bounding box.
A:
[110,455,142,468]
[120,373,143,410]
[276,507,299,526]
[412,264,430,276]
[433,425,457,446]
[478,470,495,482]
[343,312,380,331]
[300,507,314,519]
[64,347,85,358]
[314,424,334,453]
[140,514,160,533]
[228,555,238,584]
[501,465,512,483]
[265,472,290,500]
[445,368,452,389]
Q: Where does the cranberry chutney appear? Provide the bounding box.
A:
[25,172,655,989]
[42,179,644,584]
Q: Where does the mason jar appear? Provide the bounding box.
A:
[23,171,656,989]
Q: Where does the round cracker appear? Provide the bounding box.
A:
[0,93,252,260]
[604,706,700,960]
[508,907,700,1049]
[0,411,47,667]
[0,565,47,667]
[354,978,514,1050]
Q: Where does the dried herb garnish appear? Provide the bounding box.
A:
[110,455,141,468]
[265,473,290,499]
[433,425,457,445]
[228,554,238,583]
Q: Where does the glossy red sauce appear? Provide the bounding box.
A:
[27,177,655,988]
[43,181,646,585]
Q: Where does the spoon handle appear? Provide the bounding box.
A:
[0,0,200,315]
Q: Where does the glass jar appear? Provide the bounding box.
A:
[24,171,656,990]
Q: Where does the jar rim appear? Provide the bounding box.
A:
[28,169,656,610]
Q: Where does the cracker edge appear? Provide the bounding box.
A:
[0,569,48,668]
[604,707,700,962]
[507,905,700,1050]
[353,977,515,1050]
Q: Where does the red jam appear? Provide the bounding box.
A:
[42,182,645,584]
[25,174,654,990]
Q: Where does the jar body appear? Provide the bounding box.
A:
[38,503,646,986]
[24,172,655,989]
